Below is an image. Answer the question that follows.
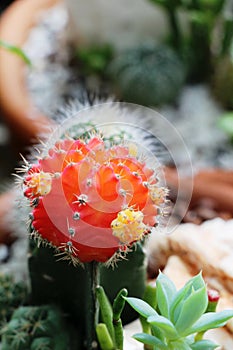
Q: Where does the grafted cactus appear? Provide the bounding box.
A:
[25,132,165,334]
[15,104,168,349]
[23,135,165,265]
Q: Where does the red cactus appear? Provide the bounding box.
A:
[23,135,167,264]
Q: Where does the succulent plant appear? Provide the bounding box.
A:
[96,286,128,350]
[125,272,233,350]
[0,305,71,350]
[0,274,28,326]
[108,43,186,106]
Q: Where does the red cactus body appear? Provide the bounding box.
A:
[23,136,166,264]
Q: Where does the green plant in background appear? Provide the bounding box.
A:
[75,44,114,76]
[0,274,28,327]
[71,0,233,107]
[0,305,71,350]
[108,43,186,106]
[218,112,233,142]
[149,0,183,51]
[148,0,231,82]
[212,46,233,109]
[0,40,31,66]
[125,272,233,350]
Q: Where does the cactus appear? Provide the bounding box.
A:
[0,274,28,326]
[1,305,71,350]
[108,43,186,106]
[16,105,167,349]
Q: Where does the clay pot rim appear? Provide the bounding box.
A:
[0,0,60,142]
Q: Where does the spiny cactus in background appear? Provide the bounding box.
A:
[108,43,186,106]
[1,305,71,350]
[0,274,28,326]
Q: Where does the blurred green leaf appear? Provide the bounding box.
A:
[133,333,167,348]
[218,113,233,138]
[198,0,225,14]
[0,40,31,66]
[170,339,193,349]
[190,339,219,350]
[75,44,113,75]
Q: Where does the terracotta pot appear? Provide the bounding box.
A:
[165,167,233,220]
[0,0,59,143]
[0,0,60,245]
[0,190,16,245]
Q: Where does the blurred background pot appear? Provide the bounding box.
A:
[0,0,57,144]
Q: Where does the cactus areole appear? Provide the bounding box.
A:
[23,135,167,265]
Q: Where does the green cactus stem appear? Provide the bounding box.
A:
[28,240,147,348]
[85,262,100,350]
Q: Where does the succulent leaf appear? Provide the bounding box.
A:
[147,314,178,339]
[190,339,219,350]
[124,297,157,319]
[133,332,167,348]
[170,272,205,324]
[183,310,233,336]
[175,285,208,335]
[156,272,176,319]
